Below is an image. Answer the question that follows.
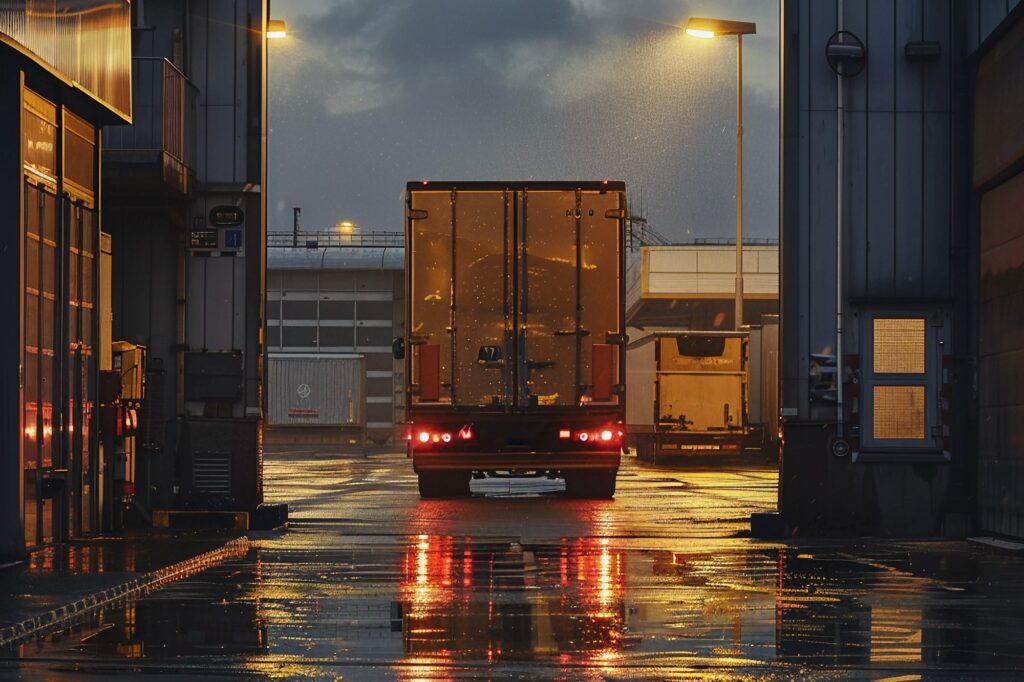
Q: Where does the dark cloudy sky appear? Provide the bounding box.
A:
[268,0,779,242]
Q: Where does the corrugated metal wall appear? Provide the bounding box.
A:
[0,1,132,119]
[974,11,1024,538]
[267,356,364,427]
[778,0,1021,535]
[183,0,266,418]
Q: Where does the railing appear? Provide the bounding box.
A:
[689,237,780,247]
[267,231,405,248]
[104,58,196,169]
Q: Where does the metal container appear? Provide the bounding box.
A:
[267,355,365,427]
[746,315,779,454]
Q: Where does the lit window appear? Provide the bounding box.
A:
[872,385,925,440]
[873,318,925,374]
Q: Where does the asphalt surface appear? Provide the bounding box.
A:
[6,449,1024,680]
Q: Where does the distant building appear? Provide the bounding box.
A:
[626,242,779,330]
[266,232,405,443]
[0,2,132,557]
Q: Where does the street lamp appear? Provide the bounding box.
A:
[686,17,756,330]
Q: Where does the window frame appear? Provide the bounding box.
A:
[855,309,948,462]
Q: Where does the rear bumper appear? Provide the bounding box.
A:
[656,432,745,453]
[413,450,621,473]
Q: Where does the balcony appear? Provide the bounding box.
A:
[103,58,196,198]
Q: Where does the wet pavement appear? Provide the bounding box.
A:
[5,450,1024,679]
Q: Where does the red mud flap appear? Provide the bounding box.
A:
[419,344,441,401]
[592,344,614,401]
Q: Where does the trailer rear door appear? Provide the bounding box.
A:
[520,189,623,409]
[409,190,512,408]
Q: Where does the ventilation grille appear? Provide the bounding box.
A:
[873,385,925,440]
[192,451,231,494]
[874,318,925,374]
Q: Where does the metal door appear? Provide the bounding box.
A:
[409,190,513,408]
[519,190,578,407]
[452,191,511,408]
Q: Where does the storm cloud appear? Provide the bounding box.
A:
[268,0,779,241]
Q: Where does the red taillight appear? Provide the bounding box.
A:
[458,427,474,440]
[572,426,623,445]
[418,431,430,443]
[441,433,452,443]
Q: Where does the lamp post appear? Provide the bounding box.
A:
[686,17,756,329]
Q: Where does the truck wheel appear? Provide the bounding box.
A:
[418,471,471,499]
[564,470,617,499]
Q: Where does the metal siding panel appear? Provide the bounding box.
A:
[866,111,896,295]
[697,250,734,273]
[809,0,837,112]
[649,249,696,272]
[974,19,1024,187]
[234,255,246,354]
[894,0,924,113]
[190,0,209,103]
[204,106,235,182]
[922,0,952,113]
[922,112,951,298]
[797,101,811,412]
[186,257,207,348]
[980,0,1009,39]
[844,0,870,111]
[267,356,364,426]
[894,111,924,296]
[758,250,780,274]
[867,0,897,112]
[798,0,811,115]
[809,111,837,355]
[204,258,236,350]
[205,1,237,106]
[846,110,869,298]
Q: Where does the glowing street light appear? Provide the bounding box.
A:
[337,220,357,234]
[685,28,716,39]
[685,16,756,329]
[266,19,287,39]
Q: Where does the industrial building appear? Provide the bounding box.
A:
[265,231,405,444]
[0,2,132,557]
[626,241,779,330]
[779,0,1024,537]
[102,0,270,526]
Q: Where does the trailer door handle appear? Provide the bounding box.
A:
[527,360,556,369]
[554,329,590,337]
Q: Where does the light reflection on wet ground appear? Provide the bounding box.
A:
[7,452,1024,679]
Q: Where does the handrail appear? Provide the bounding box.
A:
[267,231,405,248]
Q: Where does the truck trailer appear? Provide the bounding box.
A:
[626,331,748,461]
[398,181,627,498]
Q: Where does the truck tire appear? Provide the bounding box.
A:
[636,434,655,462]
[418,471,471,499]
[564,470,617,499]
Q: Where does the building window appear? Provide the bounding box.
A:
[860,312,944,457]
[872,385,925,440]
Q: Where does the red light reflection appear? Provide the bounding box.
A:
[398,535,626,663]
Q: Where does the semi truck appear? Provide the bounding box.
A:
[397,181,627,499]
[626,331,748,461]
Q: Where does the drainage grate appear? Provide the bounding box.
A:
[192,451,232,494]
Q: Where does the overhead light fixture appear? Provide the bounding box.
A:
[685,17,757,38]
[267,19,287,39]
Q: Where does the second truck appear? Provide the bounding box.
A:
[398,181,628,499]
